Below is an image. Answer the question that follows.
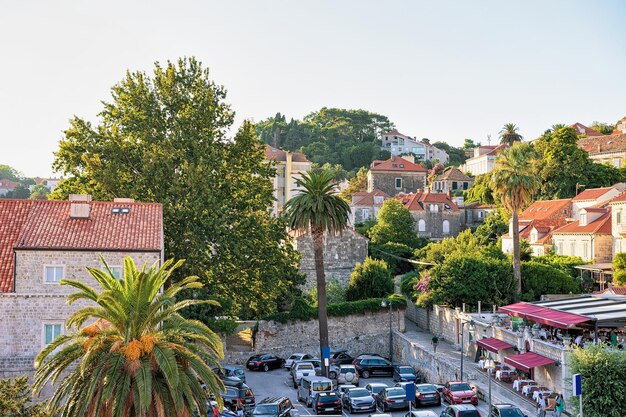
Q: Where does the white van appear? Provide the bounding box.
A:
[297,376,334,407]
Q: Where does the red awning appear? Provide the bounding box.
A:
[498,302,591,329]
[504,352,555,373]
[476,337,514,353]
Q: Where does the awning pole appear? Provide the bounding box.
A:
[594,319,598,344]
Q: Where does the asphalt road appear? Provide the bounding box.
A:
[241,367,498,417]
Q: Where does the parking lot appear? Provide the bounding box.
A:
[241,366,496,417]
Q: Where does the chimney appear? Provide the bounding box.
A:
[113,198,135,203]
[69,194,91,219]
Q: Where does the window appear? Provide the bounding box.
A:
[430,204,439,212]
[44,323,62,346]
[463,182,469,190]
[44,266,64,283]
[395,178,402,189]
[618,210,622,225]
[478,211,484,219]
[570,242,575,256]
[418,219,426,232]
[556,241,563,254]
[362,209,370,220]
[374,196,384,204]
[580,213,587,226]
[582,242,589,260]
[452,182,458,190]
[109,266,123,280]
[443,220,450,235]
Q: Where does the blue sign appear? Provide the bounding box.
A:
[573,373,582,396]
[321,346,330,359]
[405,382,415,401]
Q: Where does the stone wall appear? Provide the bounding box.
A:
[295,230,368,290]
[224,309,405,364]
[370,172,427,197]
[412,211,462,239]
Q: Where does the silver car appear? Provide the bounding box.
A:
[331,365,359,386]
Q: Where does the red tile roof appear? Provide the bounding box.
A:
[265,145,310,163]
[434,166,472,182]
[0,179,18,190]
[381,129,408,137]
[572,187,615,201]
[578,133,626,155]
[395,191,459,212]
[0,199,163,293]
[352,189,390,206]
[552,210,612,235]
[604,286,626,295]
[571,123,603,137]
[519,199,572,221]
[371,156,427,172]
[609,191,626,204]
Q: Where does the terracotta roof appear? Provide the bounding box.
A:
[609,191,626,204]
[265,145,310,163]
[395,191,459,212]
[578,133,626,155]
[572,187,615,201]
[0,199,163,293]
[484,144,509,156]
[381,129,408,137]
[552,210,612,235]
[370,156,427,172]
[434,166,472,182]
[518,199,572,221]
[0,179,18,189]
[604,286,626,296]
[571,123,603,137]
[352,189,390,206]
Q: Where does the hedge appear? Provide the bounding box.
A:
[263,295,407,324]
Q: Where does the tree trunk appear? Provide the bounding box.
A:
[312,226,329,377]
[512,210,522,301]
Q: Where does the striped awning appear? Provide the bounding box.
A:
[476,337,514,353]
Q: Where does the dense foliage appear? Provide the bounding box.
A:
[520,261,581,301]
[369,199,420,248]
[612,252,626,286]
[346,257,394,301]
[50,58,302,320]
[369,241,416,276]
[339,167,368,201]
[569,344,626,417]
[0,376,50,417]
[473,209,508,245]
[464,172,495,205]
[309,277,347,306]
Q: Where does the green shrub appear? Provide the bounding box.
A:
[309,277,347,306]
[370,242,415,275]
[520,261,581,301]
[346,257,394,301]
[400,271,420,296]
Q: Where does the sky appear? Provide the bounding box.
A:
[1,1,625,177]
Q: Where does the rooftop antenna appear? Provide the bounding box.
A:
[487,134,492,145]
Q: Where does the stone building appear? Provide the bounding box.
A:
[430,166,474,194]
[367,156,428,196]
[293,229,368,290]
[349,189,390,225]
[265,145,312,216]
[578,132,626,168]
[396,191,462,239]
[0,195,163,382]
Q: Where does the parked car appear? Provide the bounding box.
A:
[312,392,342,415]
[291,361,317,388]
[246,354,285,372]
[414,384,441,407]
[394,381,413,391]
[353,353,387,363]
[440,404,482,417]
[368,414,393,417]
[213,365,247,383]
[221,383,256,413]
[285,353,315,369]
[330,350,355,366]
[330,364,359,385]
[403,412,438,417]
[354,356,394,378]
[364,382,388,396]
[442,382,478,406]
[335,384,357,397]
[252,397,294,417]
[341,387,376,414]
[393,365,419,383]
[194,400,238,417]
[375,387,409,412]
[297,376,334,407]
[489,404,526,417]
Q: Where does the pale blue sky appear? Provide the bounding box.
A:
[1,1,625,177]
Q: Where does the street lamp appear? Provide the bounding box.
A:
[459,319,474,381]
[381,299,393,362]
[484,353,495,416]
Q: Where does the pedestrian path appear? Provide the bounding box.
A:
[399,320,537,416]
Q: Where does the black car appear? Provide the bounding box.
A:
[393,365,419,383]
[354,356,394,378]
[341,388,376,413]
[330,350,355,366]
[375,387,409,412]
[489,404,526,417]
[221,383,256,413]
[312,392,342,415]
[415,384,441,407]
[252,397,294,417]
[246,354,285,371]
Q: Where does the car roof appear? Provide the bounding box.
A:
[367,383,388,387]
[301,376,332,382]
[449,404,478,410]
[410,412,438,417]
[493,404,520,409]
[315,392,338,397]
[339,364,356,368]
[258,396,288,405]
[222,365,243,371]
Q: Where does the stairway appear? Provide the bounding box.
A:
[225,326,254,352]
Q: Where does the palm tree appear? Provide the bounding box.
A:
[33,257,223,417]
[499,123,523,145]
[491,144,539,301]
[284,171,350,376]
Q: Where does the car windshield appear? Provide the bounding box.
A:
[289,355,299,360]
[500,409,525,417]
[398,367,414,373]
[450,383,472,392]
[313,382,332,391]
[349,389,370,397]
[417,385,436,393]
[253,405,277,415]
[318,394,339,403]
[459,411,479,417]
[386,388,405,396]
[298,364,314,370]
[340,367,355,373]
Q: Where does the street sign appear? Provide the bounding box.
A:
[405,382,415,401]
[573,373,582,396]
[322,346,330,359]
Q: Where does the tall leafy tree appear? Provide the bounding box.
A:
[284,171,350,377]
[339,167,368,201]
[0,376,50,417]
[369,199,419,248]
[33,257,223,417]
[491,143,539,301]
[0,164,21,181]
[51,58,302,319]
[498,123,523,145]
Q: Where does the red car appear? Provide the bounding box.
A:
[442,381,478,406]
